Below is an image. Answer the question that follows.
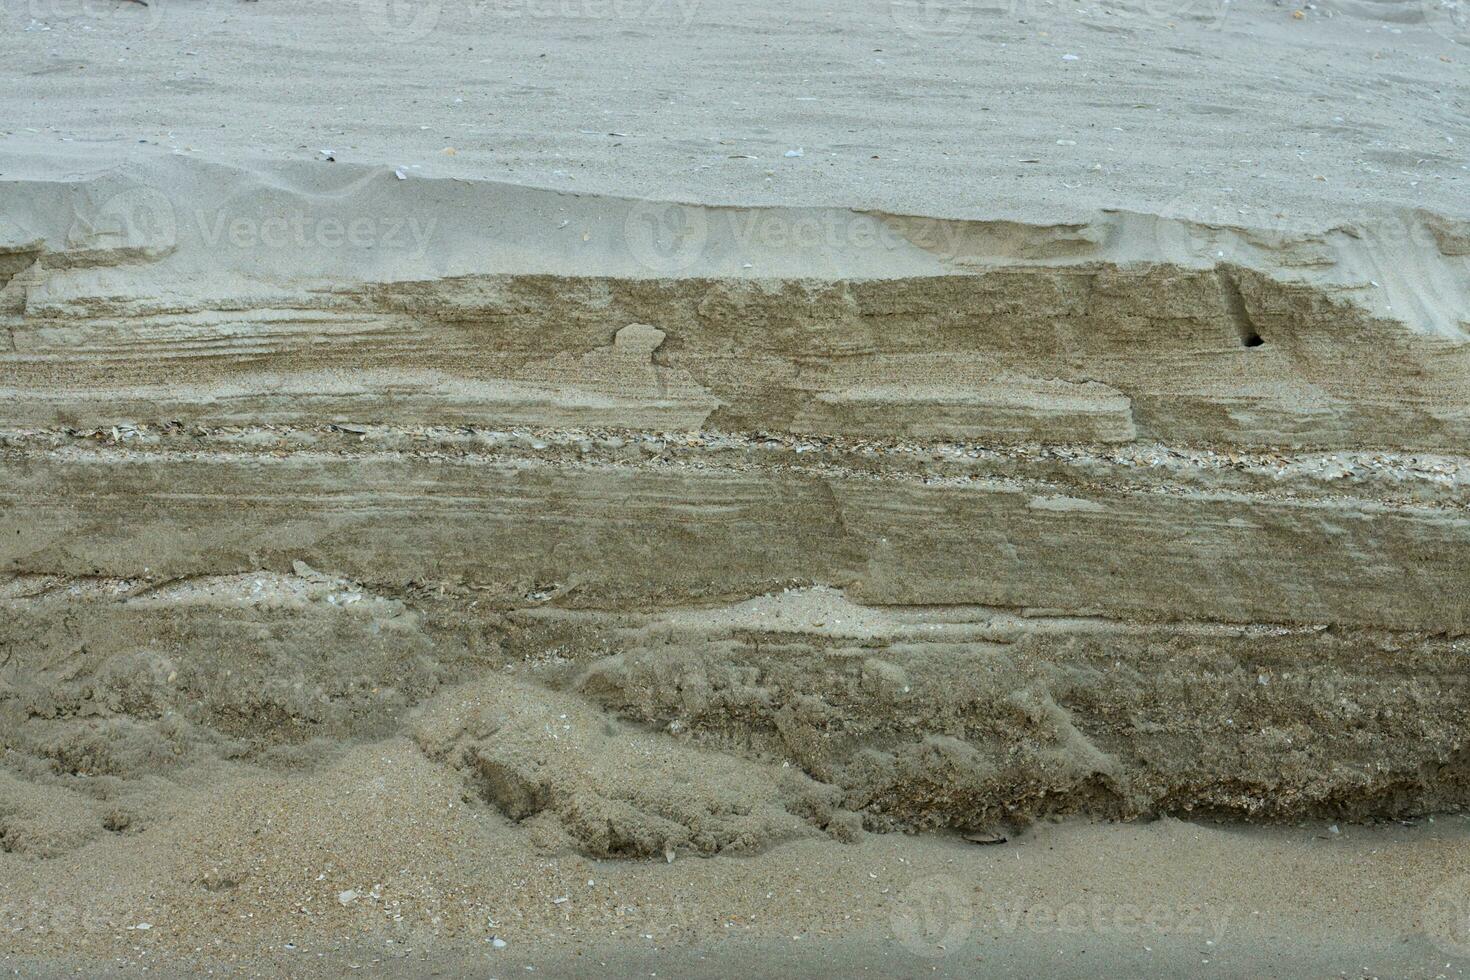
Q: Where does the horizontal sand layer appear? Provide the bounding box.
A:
[5,429,1469,628]
[3,0,1466,229]
[4,159,1469,452]
[4,428,1469,851]
[3,565,1469,857]
[4,162,1468,925]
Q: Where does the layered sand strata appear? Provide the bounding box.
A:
[3,158,1469,858]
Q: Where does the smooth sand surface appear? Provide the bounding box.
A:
[3,0,1467,225]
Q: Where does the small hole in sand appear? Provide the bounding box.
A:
[1242,332,1264,348]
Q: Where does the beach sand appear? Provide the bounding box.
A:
[3,0,1470,974]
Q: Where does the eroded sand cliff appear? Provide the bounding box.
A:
[6,159,1470,849]
[3,0,1470,972]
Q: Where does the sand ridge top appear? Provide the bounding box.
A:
[1,0,1467,227]
[3,154,1468,342]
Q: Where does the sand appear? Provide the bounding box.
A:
[7,760,1470,978]
[3,0,1466,224]
[3,0,1470,974]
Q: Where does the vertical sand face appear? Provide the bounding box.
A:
[3,161,1469,868]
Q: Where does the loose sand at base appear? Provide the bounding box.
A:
[5,721,1470,978]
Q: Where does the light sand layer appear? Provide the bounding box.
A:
[2,0,1467,225]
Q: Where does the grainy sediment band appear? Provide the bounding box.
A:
[2,159,1469,855]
